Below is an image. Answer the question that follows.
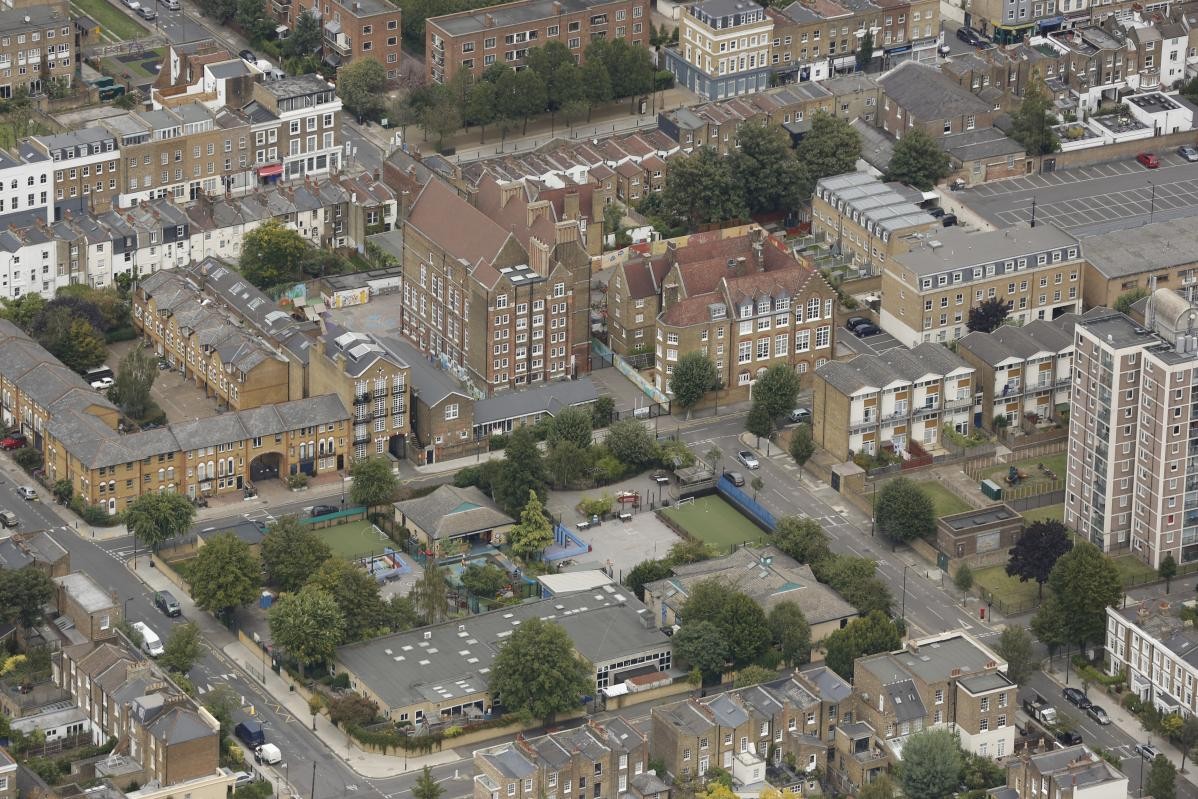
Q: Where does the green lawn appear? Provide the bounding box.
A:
[71,0,148,41]
[983,453,1068,495]
[1021,503,1065,526]
[662,495,765,550]
[1112,555,1158,588]
[310,520,392,560]
[974,564,1042,611]
[914,480,972,518]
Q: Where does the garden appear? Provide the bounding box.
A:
[980,452,1067,495]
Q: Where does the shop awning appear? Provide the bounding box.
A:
[257,163,284,177]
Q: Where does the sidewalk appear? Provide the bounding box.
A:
[124,553,462,779]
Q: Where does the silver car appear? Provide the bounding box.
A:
[736,450,760,470]
[16,486,37,501]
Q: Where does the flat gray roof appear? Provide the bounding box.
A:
[431,0,621,36]
[1080,217,1198,279]
[892,225,1079,277]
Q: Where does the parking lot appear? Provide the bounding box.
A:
[958,151,1198,235]
[839,325,907,357]
[108,340,223,423]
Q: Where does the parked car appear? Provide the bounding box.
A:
[16,486,37,501]
[1135,743,1160,760]
[310,504,339,518]
[90,376,115,391]
[233,772,254,789]
[1056,729,1083,746]
[736,450,760,469]
[1137,152,1160,169]
[154,590,182,617]
[845,316,871,332]
[725,471,746,487]
[788,407,812,424]
[1179,145,1198,162]
[0,510,16,528]
[1,433,26,450]
[928,206,946,219]
[136,5,156,18]
[1062,686,1091,710]
[254,744,282,765]
[956,26,988,46]
[854,323,882,337]
[239,49,257,63]
[131,621,164,656]
[941,213,958,227]
[1087,705,1112,725]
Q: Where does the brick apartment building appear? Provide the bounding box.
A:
[427,0,645,85]
[241,75,343,182]
[400,176,592,394]
[878,61,998,139]
[880,225,1083,346]
[0,4,74,99]
[1007,746,1127,799]
[271,0,404,77]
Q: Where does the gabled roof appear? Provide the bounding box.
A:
[878,61,993,121]
[393,485,514,540]
[407,179,514,271]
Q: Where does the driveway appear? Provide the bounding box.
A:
[958,151,1198,235]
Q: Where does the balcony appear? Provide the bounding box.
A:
[324,28,352,56]
[851,418,878,433]
[271,0,289,13]
[882,408,909,423]
[913,403,940,418]
[943,397,973,411]
[354,432,371,445]
[997,382,1022,398]
[354,392,370,404]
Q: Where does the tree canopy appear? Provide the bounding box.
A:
[660,148,748,232]
[489,617,591,721]
[752,365,803,422]
[886,128,951,190]
[604,419,658,468]
[995,626,1035,684]
[1008,72,1060,157]
[508,490,555,560]
[188,532,260,617]
[337,59,387,120]
[125,492,196,554]
[269,585,345,676]
[874,477,936,543]
[673,619,729,679]
[545,406,593,450]
[795,112,862,182]
[1147,755,1177,799]
[682,579,771,667]
[898,728,965,799]
[260,516,333,592]
[409,557,450,626]
[729,121,812,215]
[768,601,812,666]
[112,344,158,421]
[967,297,1011,334]
[308,557,412,642]
[1044,541,1123,648]
[670,352,720,414]
[1006,520,1073,598]
[239,220,311,289]
[824,611,902,680]
[0,567,54,631]
[491,427,547,517]
[350,456,399,508]
[160,621,202,674]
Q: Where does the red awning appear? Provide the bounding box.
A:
[257,164,284,177]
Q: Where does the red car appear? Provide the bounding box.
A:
[0,434,26,450]
[1137,152,1160,169]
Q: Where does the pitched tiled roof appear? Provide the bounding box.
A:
[407,179,513,270]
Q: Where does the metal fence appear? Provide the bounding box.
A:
[716,474,777,532]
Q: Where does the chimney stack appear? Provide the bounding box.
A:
[485,12,495,26]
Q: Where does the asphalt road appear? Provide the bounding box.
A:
[958,152,1198,235]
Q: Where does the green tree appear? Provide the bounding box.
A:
[337,59,387,120]
[160,621,202,674]
[308,557,404,642]
[491,427,547,517]
[1115,287,1150,314]
[1047,541,1123,648]
[1160,552,1178,593]
[580,56,613,119]
[1009,71,1060,156]
[824,611,902,680]
[188,532,260,617]
[203,684,239,741]
[954,562,974,593]
[818,555,893,616]
[604,418,658,468]
[1006,519,1073,599]
[996,626,1035,684]
[1175,715,1198,772]
[234,0,273,39]
[1182,75,1198,105]
[745,403,774,439]
[239,219,309,289]
[795,112,861,182]
[898,728,964,799]
[546,406,593,450]
[789,424,815,475]
[268,585,344,677]
[967,296,1010,333]
[545,441,589,490]
[465,80,498,144]
[282,9,320,57]
[125,492,196,554]
[29,306,108,374]
[673,619,729,679]
[591,396,615,428]
[670,352,719,417]
[0,568,54,631]
[859,776,895,799]
[51,479,72,504]
[773,517,831,565]
[732,665,777,688]
[1147,755,1177,799]
[1031,594,1068,667]
[729,121,812,214]
[682,580,771,666]
[752,364,803,422]
[856,30,875,70]
[419,84,464,151]
[409,557,449,626]
[260,516,332,592]
[512,69,548,134]
[885,128,951,190]
[0,293,45,330]
[768,601,811,666]
[413,766,445,799]
[112,344,157,420]
[661,148,748,232]
[750,476,764,501]
[961,752,1005,791]
[489,617,591,721]
[874,477,936,544]
[461,563,509,598]
[624,558,673,600]
[669,539,714,565]
[508,490,555,561]
[349,455,399,508]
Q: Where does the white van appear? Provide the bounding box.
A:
[131,621,164,657]
[255,59,286,81]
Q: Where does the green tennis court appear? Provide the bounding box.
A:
[310,520,392,560]
[662,495,765,549]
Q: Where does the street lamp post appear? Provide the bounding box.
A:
[1148,180,1156,224]
[901,564,911,626]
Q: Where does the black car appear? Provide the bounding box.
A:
[956,26,988,46]
[154,590,181,617]
[854,323,882,337]
[928,207,946,219]
[239,49,257,63]
[845,316,871,332]
[310,504,339,518]
[942,214,958,227]
[1056,729,1083,746]
[1062,686,1091,710]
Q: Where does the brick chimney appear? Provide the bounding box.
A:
[484,12,495,26]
